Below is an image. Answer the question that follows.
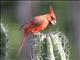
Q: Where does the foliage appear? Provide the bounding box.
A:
[31,32,70,60]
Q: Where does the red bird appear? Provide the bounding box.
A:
[18,6,56,55]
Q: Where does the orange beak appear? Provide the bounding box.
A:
[51,20,56,25]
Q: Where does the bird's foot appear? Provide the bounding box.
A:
[33,32,41,36]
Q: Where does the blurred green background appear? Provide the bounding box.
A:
[1,1,79,60]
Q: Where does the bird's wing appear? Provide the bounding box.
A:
[20,17,44,30]
[31,18,44,26]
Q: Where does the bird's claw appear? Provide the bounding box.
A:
[33,32,41,36]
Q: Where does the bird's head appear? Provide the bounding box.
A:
[48,5,56,25]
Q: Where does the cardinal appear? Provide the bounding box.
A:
[18,5,56,56]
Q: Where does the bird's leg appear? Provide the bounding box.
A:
[33,32,41,36]
[31,30,41,36]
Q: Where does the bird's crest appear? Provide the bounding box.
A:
[49,5,56,19]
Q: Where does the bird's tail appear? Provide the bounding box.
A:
[18,31,29,56]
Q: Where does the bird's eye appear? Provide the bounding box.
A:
[51,16,53,20]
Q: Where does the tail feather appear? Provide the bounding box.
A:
[18,32,29,56]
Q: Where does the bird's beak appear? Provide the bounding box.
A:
[51,20,56,25]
